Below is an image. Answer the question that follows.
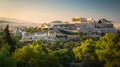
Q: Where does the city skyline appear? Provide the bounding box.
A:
[0,0,120,23]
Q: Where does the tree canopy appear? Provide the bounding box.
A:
[96,33,120,67]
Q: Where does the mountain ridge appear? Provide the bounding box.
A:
[0,17,35,23]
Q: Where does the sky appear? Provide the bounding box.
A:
[0,0,120,23]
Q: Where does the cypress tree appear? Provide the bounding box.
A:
[2,25,15,52]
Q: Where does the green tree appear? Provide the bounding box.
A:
[3,25,12,44]
[0,44,17,67]
[96,33,120,67]
[63,41,80,50]
[0,30,3,46]
[73,39,103,67]
[52,49,73,67]
[13,43,61,67]
[2,25,16,52]
[43,54,61,67]
[73,39,96,61]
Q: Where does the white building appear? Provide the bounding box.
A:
[13,29,22,38]
[21,29,66,42]
[21,32,36,41]
[78,19,117,36]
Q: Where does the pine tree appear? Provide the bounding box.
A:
[96,33,120,67]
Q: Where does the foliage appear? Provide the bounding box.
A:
[0,35,2,46]
[23,27,41,33]
[1,27,120,67]
[52,49,73,67]
[11,34,22,48]
[13,43,61,67]
[2,25,12,44]
[73,39,104,67]
[0,44,17,67]
[73,39,96,61]
[43,41,77,67]
[2,25,16,52]
[96,33,120,67]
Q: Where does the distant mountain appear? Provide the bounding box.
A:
[0,20,12,23]
[0,17,34,23]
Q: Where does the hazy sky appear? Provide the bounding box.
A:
[0,0,120,23]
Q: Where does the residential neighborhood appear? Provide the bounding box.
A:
[0,17,118,42]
